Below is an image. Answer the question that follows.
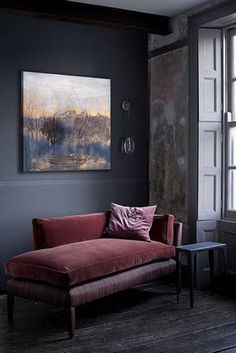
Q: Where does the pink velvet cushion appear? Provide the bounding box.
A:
[105,203,156,241]
[5,239,175,287]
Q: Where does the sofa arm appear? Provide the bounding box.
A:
[173,222,183,247]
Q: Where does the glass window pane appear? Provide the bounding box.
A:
[231,81,236,121]
[228,169,236,211]
[229,127,236,166]
[231,35,236,78]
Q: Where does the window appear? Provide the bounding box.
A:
[225,29,236,217]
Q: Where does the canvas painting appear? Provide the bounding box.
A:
[23,71,111,172]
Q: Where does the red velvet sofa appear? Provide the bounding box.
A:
[5,212,182,338]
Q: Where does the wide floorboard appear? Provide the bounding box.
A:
[1,282,236,353]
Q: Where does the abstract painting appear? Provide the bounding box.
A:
[22,71,111,172]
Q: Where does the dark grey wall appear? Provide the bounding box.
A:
[0,13,148,289]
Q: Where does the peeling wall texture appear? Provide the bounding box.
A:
[149,47,188,223]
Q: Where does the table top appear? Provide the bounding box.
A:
[176,241,226,252]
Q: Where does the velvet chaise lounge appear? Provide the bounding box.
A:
[5,211,182,338]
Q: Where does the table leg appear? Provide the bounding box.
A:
[188,252,194,308]
[222,246,227,276]
[208,249,214,295]
[194,253,197,288]
[221,246,228,288]
[176,250,182,303]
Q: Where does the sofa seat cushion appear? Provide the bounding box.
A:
[5,239,175,288]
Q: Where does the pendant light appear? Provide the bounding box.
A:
[121,99,135,155]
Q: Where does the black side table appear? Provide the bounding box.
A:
[176,241,227,308]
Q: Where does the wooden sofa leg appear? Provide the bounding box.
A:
[67,307,75,339]
[7,294,14,326]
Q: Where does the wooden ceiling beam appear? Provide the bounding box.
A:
[0,0,171,35]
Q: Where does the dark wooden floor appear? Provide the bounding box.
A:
[1,281,236,353]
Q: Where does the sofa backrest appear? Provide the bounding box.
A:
[33,212,182,249]
[149,214,174,245]
[33,212,110,250]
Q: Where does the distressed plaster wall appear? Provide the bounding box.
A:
[149,47,188,223]
[148,0,230,231]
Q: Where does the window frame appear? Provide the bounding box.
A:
[224,27,236,219]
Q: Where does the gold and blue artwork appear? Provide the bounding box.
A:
[23,71,111,171]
